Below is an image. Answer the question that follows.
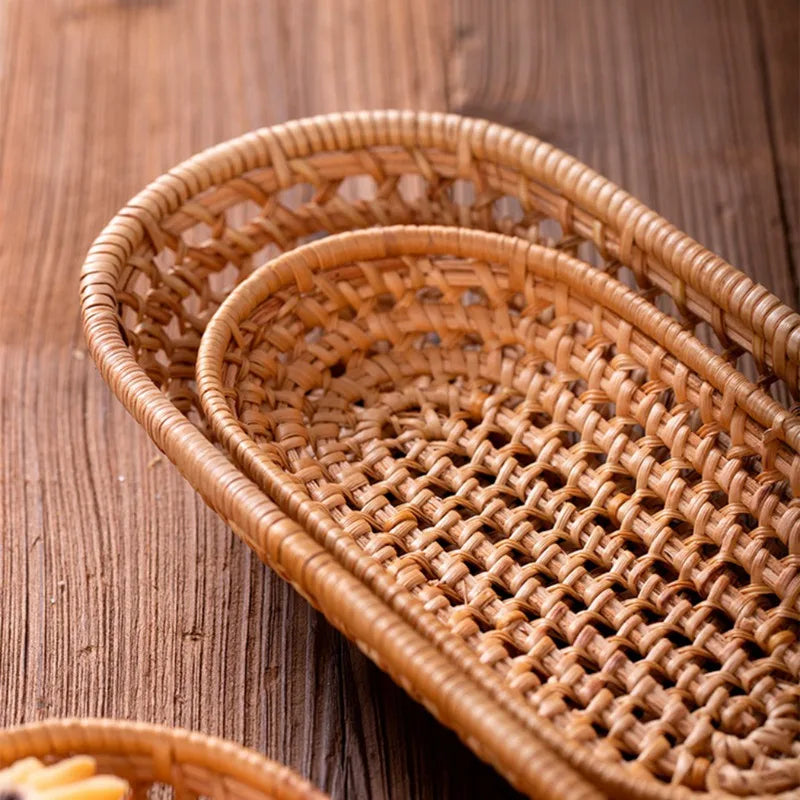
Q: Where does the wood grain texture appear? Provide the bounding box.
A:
[0,2,796,798]
[755,0,800,306]
[452,0,799,307]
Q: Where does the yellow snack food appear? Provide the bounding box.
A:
[0,756,128,800]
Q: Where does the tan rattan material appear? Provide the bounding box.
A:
[196,224,800,798]
[80,111,800,799]
[0,719,327,799]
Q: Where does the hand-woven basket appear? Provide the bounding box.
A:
[80,111,800,800]
[0,719,327,799]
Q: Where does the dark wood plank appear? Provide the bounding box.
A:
[451,0,799,308]
[755,0,800,306]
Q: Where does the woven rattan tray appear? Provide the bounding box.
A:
[80,111,800,800]
[0,718,326,799]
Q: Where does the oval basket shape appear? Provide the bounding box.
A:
[81,111,800,799]
[196,225,800,798]
[0,719,327,800]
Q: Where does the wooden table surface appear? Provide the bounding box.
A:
[1,2,797,797]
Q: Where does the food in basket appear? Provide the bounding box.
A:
[0,756,128,800]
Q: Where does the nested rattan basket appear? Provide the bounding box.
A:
[80,111,800,800]
[0,719,327,799]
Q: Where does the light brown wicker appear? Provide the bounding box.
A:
[0,719,327,799]
[80,111,800,800]
[195,223,800,798]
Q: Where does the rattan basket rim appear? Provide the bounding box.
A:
[79,110,800,800]
[196,224,799,455]
[104,109,800,390]
[0,718,327,799]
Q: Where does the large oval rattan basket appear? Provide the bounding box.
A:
[0,719,327,799]
[80,111,800,800]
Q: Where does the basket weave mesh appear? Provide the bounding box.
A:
[0,719,327,799]
[196,225,800,797]
[80,112,800,800]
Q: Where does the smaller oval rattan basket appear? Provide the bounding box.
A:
[0,719,327,800]
[196,225,800,799]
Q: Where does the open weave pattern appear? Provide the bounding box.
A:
[115,124,800,433]
[197,227,800,796]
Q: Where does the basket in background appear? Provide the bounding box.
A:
[0,718,327,799]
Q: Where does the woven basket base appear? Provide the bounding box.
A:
[197,226,800,798]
